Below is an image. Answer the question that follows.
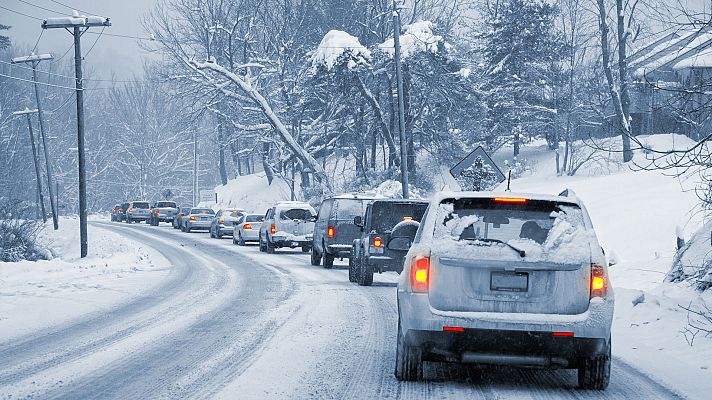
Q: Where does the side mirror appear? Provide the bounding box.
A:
[353,216,363,227]
[310,215,318,222]
[387,236,412,251]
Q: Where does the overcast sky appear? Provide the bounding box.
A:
[1,0,158,79]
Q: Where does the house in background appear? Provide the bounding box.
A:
[627,28,712,139]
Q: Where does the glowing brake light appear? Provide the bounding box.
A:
[590,264,607,298]
[327,226,335,238]
[155,210,161,216]
[373,236,383,248]
[112,208,116,213]
[128,208,133,213]
[493,197,527,204]
[553,331,574,337]
[443,326,464,332]
[403,217,413,221]
[189,215,196,221]
[219,217,225,224]
[270,224,276,234]
[243,223,252,230]
[411,256,430,293]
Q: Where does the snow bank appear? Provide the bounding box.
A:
[312,30,370,71]
[213,172,295,215]
[0,218,170,341]
[379,20,446,59]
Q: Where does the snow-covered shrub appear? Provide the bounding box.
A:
[668,221,712,291]
[0,199,48,262]
[503,157,531,179]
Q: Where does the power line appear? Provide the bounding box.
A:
[15,0,65,14]
[0,5,43,20]
[0,60,74,80]
[47,0,94,15]
[31,29,44,54]
[84,26,104,58]
[0,72,141,91]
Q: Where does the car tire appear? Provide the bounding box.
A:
[238,233,246,246]
[578,339,611,390]
[394,317,423,381]
[357,255,373,286]
[301,246,310,253]
[266,239,275,254]
[348,255,356,282]
[310,247,321,266]
[216,230,222,239]
[186,226,191,233]
[323,251,334,269]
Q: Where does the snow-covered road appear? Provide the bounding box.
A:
[0,222,684,399]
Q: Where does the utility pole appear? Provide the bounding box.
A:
[193,128,198,206]
[393,1,409,199]
[12,53,59,230]
[43,13,111,258]
[13,108,46,222]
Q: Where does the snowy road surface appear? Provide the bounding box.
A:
[0,222,683,399]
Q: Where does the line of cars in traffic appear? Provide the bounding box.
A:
[110,189,613,389]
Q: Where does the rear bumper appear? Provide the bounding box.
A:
[398,291,613,363]
[187,221,211,230]
[239,230,260,241]
[366,254,403,272]
[405,328,607,367]
[218,224,235,235]
[271,232,312,248]
[326,244,352,258]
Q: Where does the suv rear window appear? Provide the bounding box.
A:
[370,202,428,232]
[133,202,149,209]
[432,198,588,262]
[156,201,176,208]
[334,199,366,220]
[280,208,313,221]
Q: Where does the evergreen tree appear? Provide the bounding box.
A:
[480,0,567,156]
[0,25,10,50]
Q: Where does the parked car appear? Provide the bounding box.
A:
[350,199,429,285]
[173,207,191,229]
[233,213,265,245]
[311,194,380,268]
[181,207,215,232]
[209,208,245,238]
[394,190,614,390]
[120,202,130,222]
[259,201,316,253]
[110,204,124,222]
[125,201,151,223]
[149,201,179,226]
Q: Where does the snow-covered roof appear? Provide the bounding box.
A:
[632,30,712,77]
[673,47,712,69]
[378,20,447,60]
[311,30,370,71]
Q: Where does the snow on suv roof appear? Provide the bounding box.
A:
[328,193,385,200]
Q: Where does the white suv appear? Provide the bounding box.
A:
[395,190,613,390]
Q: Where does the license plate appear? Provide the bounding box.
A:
[490,271,528,292]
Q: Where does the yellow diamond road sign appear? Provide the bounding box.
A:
[449,146,506,191]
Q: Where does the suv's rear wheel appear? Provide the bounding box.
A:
[394,317,422,381]
[310,247,321,266]
[323,251,334,269]
[578,339,611,390]
[265,237,275,254]
[357,255,373,286]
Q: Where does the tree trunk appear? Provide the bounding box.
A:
[355,73,400,167]
[262,141,274,185]
[216,114,228,185]
[617,0,633,162]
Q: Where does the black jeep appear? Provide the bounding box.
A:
[350,199,429,286]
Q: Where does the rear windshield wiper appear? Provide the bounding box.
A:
[463,238,526,257]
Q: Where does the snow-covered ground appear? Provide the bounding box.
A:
[492,134,711,399]
[0,218,170,342]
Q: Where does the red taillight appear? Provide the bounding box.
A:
[403,216,413,221]
[411,256,430,293]
[443,326,464,332]
[155,210,161,216]
[493,197,527,204]
[553,331,575,337]
[590,264,607,298]
[373,236,383,248]
[128,207,133,213]
[270,224,276,234]
[112,208,116,213]
[219,217,225,224]
[189,215,196,221]
[327,226,335,238]
[243,223,252,230]
[149,207,153,212]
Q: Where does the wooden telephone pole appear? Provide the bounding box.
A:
[13,108,46,222]
[42,13,111,258]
